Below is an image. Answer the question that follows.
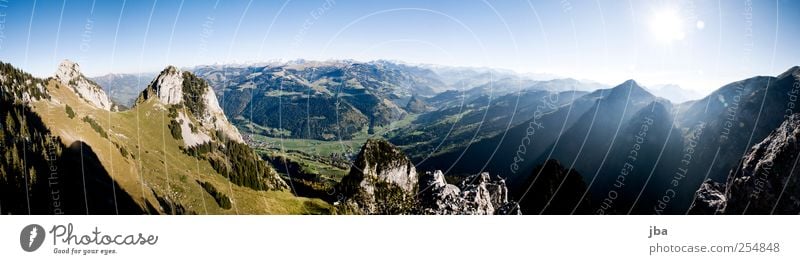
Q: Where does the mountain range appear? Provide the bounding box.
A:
[3,58,799,215]
[388,65,800,214]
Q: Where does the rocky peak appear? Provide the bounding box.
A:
[136,66,244,145]
[420,170,446,189]
[54,60,115,111]
[690,113,800,214]
[689,179,727,214]
[55,60,81,82]
[777,65,800,79]
[338,138,521,215]
[620,79,640,87]
[352,138,418,191]
[338,138,418,214]
[418,170,521,215]
[606,79,653,100]
[138,66,184,105]
[418,170,463,214]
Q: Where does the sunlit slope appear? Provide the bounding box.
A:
[31,76,330,214]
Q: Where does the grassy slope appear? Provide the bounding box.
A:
[33,80,330,214]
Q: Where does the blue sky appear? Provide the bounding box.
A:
[0,0,798,94]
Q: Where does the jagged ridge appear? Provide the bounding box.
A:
[690,113,800,214]
[136,66,244,146]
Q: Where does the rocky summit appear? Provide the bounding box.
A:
[136,66,244,146]
[689,180,728,214]
[419,170,521,215]
[55,60,116,111]
[690,113,800,214]
[339,138,519,214]
[338,138,419,214]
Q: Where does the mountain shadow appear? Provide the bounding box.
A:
[58,141,146,214]
[513,159,590,215]
[0,99,144,214]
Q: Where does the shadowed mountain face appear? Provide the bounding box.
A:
[0,63,145,214]
[410,67,800,214]
[690,113,800,215]
[408,89,593,178]
[391,88,588,162]
[57,141,147,214]
[416,80,656,183]
[576,100,684,214]
[531,80,657,185]
[0,93,144,214]
[514,159,590,215]
[651,66,800,213]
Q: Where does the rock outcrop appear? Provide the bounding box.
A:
[135,66,244,146]
[339,138,520,214]
[418,170,463,213]
[139,66,184,105]
[338,138,418,214]
[690,114,800,214]
[689,179,727,214]
[419,170,521,215]
[54,60,116,111]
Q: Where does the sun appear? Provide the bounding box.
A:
[649,9,685,42]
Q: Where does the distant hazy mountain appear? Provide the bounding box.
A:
[425,64,560,89]
[91,72,157,108]
[425,78,604,109]
[645,84,704,103]
[529,78,607,92]
[426,65,522,89]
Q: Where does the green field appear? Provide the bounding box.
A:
[244,114,419,187]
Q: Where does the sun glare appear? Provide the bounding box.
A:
[649,9,685,42]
